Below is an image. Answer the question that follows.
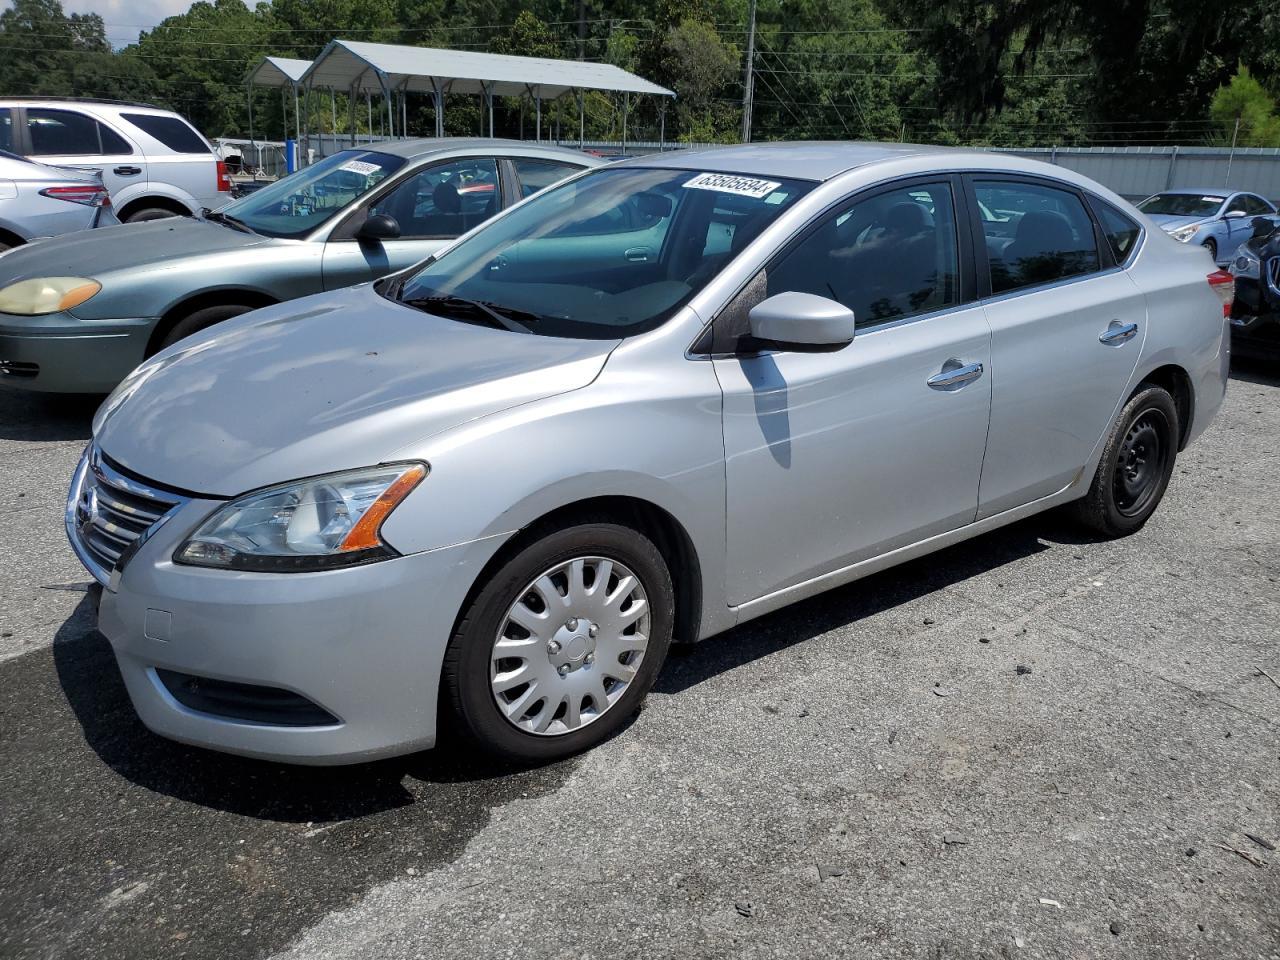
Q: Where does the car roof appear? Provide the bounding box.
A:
[355,137,600,163]
[1153,188,1238,197]
[622,141,960,182]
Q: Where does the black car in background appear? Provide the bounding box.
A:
[1229,216,1280,356]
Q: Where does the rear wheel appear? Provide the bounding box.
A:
[1071,384,1178,537]
[125,206,181,223]
[156,304,253,352]
[442,521,674,763]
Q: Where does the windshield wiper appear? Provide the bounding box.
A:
[401,295,539,334]
[202,209,256,235]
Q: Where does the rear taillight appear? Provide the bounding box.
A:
[1207,269,1235,318]
[216,159,231,193]
[40,184,109,207]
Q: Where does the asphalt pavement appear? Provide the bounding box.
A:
[1,362,1278,960]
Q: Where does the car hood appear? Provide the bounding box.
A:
[1146,214,1209,232]
[0,216,269,283]
[93,284,618,497]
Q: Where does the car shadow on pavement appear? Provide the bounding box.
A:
[657,513,1088,696]
[0,389,100,442]
[51,594,572,825]
[1228,353,1279,387]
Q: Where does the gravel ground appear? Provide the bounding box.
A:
[0,360,1277,960]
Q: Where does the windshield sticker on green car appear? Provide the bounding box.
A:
[683,173,782,199]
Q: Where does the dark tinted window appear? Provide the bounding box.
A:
[27,109,101,155]
[0,109,12,152]
[976,181,1099,293]
[121,112,208,154]
[513,158,584,198]
[97,122,132,154]
[1240,195,1272,216]
[1092,200,1141,264]
[768,181,960,328]
[369,157,500,238]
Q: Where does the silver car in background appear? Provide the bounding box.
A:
[0,139,596,392]
[0,149,118,252]
[1137,188,1277,265]
[69,143,1230,766]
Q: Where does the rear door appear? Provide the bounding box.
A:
[117,111,220,208]
[22,107,143,200]
[321,156,502,290]
[968,175,1147,518]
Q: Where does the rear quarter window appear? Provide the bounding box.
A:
[1090,199,1142,265]
[121,113,210,154]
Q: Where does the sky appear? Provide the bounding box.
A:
[2,0,196,47]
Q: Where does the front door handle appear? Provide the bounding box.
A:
[624,246,651,262]
[927,359,984,390]
[113,165,142,176]
[1099,320,1138,345]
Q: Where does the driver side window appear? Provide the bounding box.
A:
[766,181,960,328]
[369,157,500,239]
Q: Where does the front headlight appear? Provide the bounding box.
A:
[175,462,427,572]
[1168,224,1199,243]
[0,277,101,315]
[1232,251,1260,278]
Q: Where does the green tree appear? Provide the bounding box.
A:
[1210,65,1280,148]
[663,19,739,140]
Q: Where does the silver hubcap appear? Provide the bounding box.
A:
[490,556,650,736]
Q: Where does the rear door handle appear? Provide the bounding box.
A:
[1099,320,1138,345]
[113,166,142,176]
[624,246,651,262]
[927,359,984,390]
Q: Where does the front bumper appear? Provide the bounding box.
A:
[76,469,503,765]
[0,311,153,392]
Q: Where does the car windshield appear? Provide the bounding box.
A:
[219,149,404,238]
[396,166,814,339]
[1137,193,1223,217]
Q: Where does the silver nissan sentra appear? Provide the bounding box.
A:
[68,142,1231,765]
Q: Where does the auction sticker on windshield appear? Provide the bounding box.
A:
[683,173,782,199]
[341,159,382,176]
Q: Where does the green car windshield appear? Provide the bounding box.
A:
[220,150,404,238]
[396,166,814,339]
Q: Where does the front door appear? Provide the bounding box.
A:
[714,179,993,605]
[969,177,1147,518]
[321,156,501,290]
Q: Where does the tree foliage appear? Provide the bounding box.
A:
[1,0,1278,148]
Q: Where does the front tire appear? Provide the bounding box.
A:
[442,521,674,763]
[1203,238,1217,263]
[155,303,253,353]
[1071,384,1178,537]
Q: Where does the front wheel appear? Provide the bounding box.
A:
[1203,238,1217,263]
[1071,384,1178,537]
[442,521,674,763]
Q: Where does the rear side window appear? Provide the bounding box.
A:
[976,180,1099,294]
[1091,200,1141,265]
[26,108,132,156]
[121,113,209,154]
[512,158,584,198]
[1241,195,1272,216]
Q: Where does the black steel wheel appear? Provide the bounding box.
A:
[1071,384,1179,537]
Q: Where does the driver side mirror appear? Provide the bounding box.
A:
[357,213,401,242]
[1224,209,1246,220]
[747,292,856,353]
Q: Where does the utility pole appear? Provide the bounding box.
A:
[1225,115,1241,186]
[741,0,757,143]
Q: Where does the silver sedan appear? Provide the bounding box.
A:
[0,148,118,252]
[69,143,1230,765]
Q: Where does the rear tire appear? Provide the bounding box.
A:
[442,520,674,764]
[156,304,253,352]
[125,207,182,223]
[1071,384,1178,537]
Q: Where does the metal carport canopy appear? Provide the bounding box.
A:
[246,56,312,88]
[300,39,674,100]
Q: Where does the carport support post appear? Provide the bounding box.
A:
[431,80,444,138]
[536,92,542,142]
[659,100,666,152]
[578,90,584,148]
[246,81,254,165]
[484,82,494,137]
[622,92,628,155]
[330,87,338,150]
[292,82,301,164]
[366,90,372,140]
[349,83,358,146]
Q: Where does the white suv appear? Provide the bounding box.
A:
[0,98,232,222]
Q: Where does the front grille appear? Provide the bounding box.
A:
[1268,257,1280,294]
[67,447,185,584]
